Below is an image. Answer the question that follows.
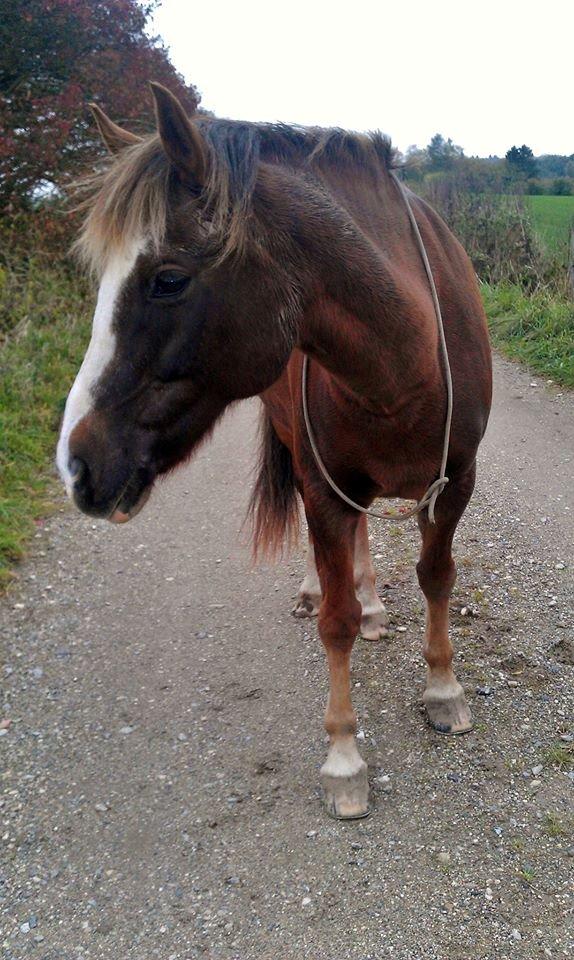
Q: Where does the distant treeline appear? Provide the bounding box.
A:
[401,135,574,196]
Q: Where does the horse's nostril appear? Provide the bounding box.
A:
[69,456,88,487]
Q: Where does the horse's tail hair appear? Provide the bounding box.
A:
[248,408,299,559]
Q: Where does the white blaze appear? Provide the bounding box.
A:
[56,242,142,496]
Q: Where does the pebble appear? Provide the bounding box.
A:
[306,831,317,839]
[507,679,519,688]
[119,725,135,735]
[177,733,188,742]
[530,780,542,790]
[94,802,109,813]
[476,685,493,696]
[437,851,450,865]
[511,929,522,941]
[531,764,543,776]
[301,897,312,907]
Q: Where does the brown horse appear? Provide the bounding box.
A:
[57,84,492,819]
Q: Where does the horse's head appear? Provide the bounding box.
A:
[57,84,301,523]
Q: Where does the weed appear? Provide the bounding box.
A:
[544,743,574,769]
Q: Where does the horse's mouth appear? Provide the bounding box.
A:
[107,472,153,525]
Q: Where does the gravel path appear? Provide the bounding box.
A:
[1,354,573,960]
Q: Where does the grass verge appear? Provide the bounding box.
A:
[0,257,90,589]
[482,282,574,388]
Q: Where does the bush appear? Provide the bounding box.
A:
[552,178,573,196]
[526,179,546,195]
[422,179,547,289]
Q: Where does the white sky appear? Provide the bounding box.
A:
[151,0,573,158]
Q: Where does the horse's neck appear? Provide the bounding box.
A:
[265,167,441,411]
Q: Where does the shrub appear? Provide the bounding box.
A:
[422,179,547,289]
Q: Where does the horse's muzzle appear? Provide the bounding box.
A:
[65,412,155,523]
[68,454,153,523]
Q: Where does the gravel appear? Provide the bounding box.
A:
[1,354,573,959]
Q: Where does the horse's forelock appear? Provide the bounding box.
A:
[72,137,171,276]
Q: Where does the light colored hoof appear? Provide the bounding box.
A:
[360,609,389,642]
[423,683,473,735]
[292,594,320,619]
[320,762,370,819]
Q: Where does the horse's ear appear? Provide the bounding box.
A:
[149,81,206,186]
[89,103,141,154]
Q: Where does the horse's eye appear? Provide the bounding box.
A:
[151,270,190,299]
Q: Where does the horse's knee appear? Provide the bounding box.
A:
[318,595,361,646]
[416,555,456,601]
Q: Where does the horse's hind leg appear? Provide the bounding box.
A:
[305,499,368,819]
[292,536,321,618]
[416,464,476,735]
[354,515,388,641]
[293,517,388,640]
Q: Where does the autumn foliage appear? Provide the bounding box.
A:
[0,0,200,210]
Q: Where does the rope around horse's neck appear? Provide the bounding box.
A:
[301,171,454,526]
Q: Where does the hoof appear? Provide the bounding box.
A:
[320,762,370,819]
[423,682,473,735]
[360,609,389,642]
[292,594,320,619]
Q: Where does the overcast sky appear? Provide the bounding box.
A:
[150,0,572,158]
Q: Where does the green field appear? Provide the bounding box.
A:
[528,195,574,264]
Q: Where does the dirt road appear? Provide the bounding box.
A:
[2,354,573,959]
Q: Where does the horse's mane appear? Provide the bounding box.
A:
[74,117,395,275]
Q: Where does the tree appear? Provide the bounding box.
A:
[0,0,200,208]
[403,144,427,181]
[505,145,537,180]
[537,154,569,179]
[426,133,464,172]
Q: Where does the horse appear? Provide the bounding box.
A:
[57,83,492,819]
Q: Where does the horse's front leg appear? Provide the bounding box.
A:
[416,464,476,734]
[306,501,369,819]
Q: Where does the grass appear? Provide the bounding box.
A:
[0,255,90,589]
[482,282,574,388]
[528,195,574,265]
[544,742,574,769]
[543,811,572,838]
